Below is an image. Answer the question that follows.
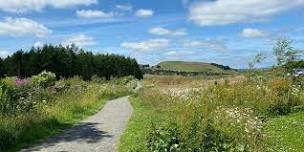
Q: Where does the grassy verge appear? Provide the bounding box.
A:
[264,111,304,152]
[119,95,168,152]
[1,82,131,152]
[119,96,151,152]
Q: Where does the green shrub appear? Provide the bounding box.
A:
[32,71,56,88]
[0,128,16,150]
[147,123,181,152]
[112,76,135,85]
[202,120,237,152]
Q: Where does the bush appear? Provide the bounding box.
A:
[32,71,56,88]
[147,123,181,152]
[112,76,135,85]
[0,127,16,150]
[202,120,237,152]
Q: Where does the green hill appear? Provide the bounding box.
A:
[157,61,234,74]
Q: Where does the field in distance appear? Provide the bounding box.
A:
[156,61,236,74]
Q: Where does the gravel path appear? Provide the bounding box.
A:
[20,96,133,152]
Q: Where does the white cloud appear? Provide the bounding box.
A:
[121,39,170,52]
[76,10,115,19]
[63,34,96,47]
[241,28,268,38]
[34,41,44,48]
[149,27,187,36]
[116,4,133,12]
[160,49,196,61]
[188,0,304,26]
[0,17,52,37]
[0,50,10,58]
[0,0,97,13]
[165,50,194,56]
[135,9,154,17]
[183,39,227,51]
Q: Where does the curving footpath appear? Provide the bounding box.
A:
[20,96,133,152]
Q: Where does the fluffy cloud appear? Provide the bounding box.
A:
[76,10,115,19]
[188,0,304,26]
[0,17,52,37]
[0,0,97,13]
[116,4,133,12]
[241,28,268,38]
[63,34,96,47]
[121,39,170,52]
[135,9,154,17]
[34,41,44,48]
[165,50,194,56]
[149,27,187,36]
[183,39,227,51]
[163,50,195,61]
[0,50,10,58]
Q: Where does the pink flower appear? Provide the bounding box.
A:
[15,78,29,86]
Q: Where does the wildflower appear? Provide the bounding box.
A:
[15,78,29,86]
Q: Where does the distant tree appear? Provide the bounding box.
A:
[273,39,300,66]
[0,58,4,77]
[1,44,143,80]
[210,63,232,70]
[248,52,266,69]
[283,60,304,71]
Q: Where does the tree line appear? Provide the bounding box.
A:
[0,44,143,80]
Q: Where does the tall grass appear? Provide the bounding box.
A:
[0,76,134,152]
[120,75,304,151]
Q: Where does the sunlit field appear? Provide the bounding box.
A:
[120,73,304,152]
[0,1,304,151]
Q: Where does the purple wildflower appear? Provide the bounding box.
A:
[15,78,29,86]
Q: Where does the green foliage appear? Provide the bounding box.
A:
[0,76,134,152]
[248,52,266,69]
[273,39,299,66]
[1,44,143,80]
[284,60,304,71]
[147,123,181,152]
[0,78,40,114]
[0,58,4,77]
[32,71,56,88]
[201,120,241,152]
[120,73,304,152]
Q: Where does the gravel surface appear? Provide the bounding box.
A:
[20,96,133,152]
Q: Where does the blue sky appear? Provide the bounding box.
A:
[0,0,304,68]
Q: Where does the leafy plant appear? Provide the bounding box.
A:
[32,71,56,88]
[147,123,182,152]
[273,39,299,66]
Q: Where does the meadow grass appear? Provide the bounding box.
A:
[264,111,304,152]
[119,96,152,152]
[119,91,172,152]
[0,76,134,152]
[120,75,304,152]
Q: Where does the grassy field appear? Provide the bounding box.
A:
[120,74,304,152]
[265,112,304,152]
[0,73,135,152]
[157,61,234,73]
